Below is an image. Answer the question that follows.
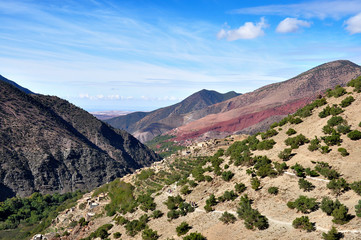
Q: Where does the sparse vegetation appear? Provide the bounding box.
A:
[142,227,159,240]
[251,177,261,190]
[278,148,293,161]
[298,178,315,192]
[285,134,309,149]
[340,96,355,107]
[322,226,343,240]
[292,216,315,232]
[182,232,206,240]
[176,222,192,236]
[347,130,361,140]
[327,178,349,196]
[268,187,279,195]
[287,196,318,213]
[326,85,347,98]
[219,211,237,224]
[235,183,247,194]
[286,128,297,136]
[237,195,269,230]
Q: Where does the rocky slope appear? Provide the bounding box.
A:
[105,90,240,142]
[44,78,361,240]
[0,77,160,201]
[169,60,361,141]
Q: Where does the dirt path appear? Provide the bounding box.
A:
[284,171,330,183]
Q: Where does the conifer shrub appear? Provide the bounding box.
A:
[347,75,361,92]
[251,177,261,190]
[322,226,343,240]
[183,232,206,240]
[340,96,355,107]
[261,129,278,139]
[298,178,315,192]
[355,200,361,217]
[320,197,342,216]
[347,130,361,140]
[292,216,315,232]
[237,195,269,230]
[289,117,303,124]
[180,185,191,195]
[308,137,321,151]
[336,124,351,134]
[291,163,306,178]
[113,232,122,239]
[327,116,345,127]
[268,187,279,195]
[326,85,347,98]
[286,128,297,136]
[332,205,351,225]
[320,145,331,154]
[327,178,349,196]
[287,196,318,213]
[176,222,191,236]
[278,148,293,161]
[222,171,234,182]
[142,228,159,240]
[218,190,238,202]
[338,148,349,157]
[319,105,344,118]
[256,139,276,150]
[322,132,342,146]
[314,162,340,180]
[219,211,237,224]
[285,134,310,149]
[235,183,247,194]
[351,181,361,195]
[151,210,163,219]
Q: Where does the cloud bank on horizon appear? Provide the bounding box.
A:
[0,0,361,111]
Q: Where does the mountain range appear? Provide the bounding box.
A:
[0,77,160,201]
[106,60,361,143]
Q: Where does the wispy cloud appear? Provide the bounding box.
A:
[231,0,361,19]
[276,18,312,33]
[217,17,267,41]
[345,13,361,34]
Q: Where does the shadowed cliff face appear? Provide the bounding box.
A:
[169,60,361,141]
[0,78,160,201]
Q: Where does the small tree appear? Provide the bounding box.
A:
[287,196,318,213]
[286,128,297,136]
[219,211,237,224]
[176,222,192,236]
[292,216,315,232]
[348,130,361,140]
[235,183,247,194]
[355,200,361,217]
[298,178,315,192]
[338,148,349,157]
[327,178,349,196]
[322,226,343,240]
[180,185,191,195]
[268,187,279,195]
[332,205,350,225]
[278,148,293,161]
[142,228,159,240]
[222,171,234,182]
[183,232,206,240]
[251,177,261,190]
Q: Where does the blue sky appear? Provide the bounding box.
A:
[1,0,361,111]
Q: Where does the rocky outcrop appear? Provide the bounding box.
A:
[0,77,160,201]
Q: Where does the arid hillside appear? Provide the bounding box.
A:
[40,76,361,240]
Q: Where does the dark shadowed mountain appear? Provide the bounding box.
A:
[169,60,361,141]
[0,76,160,201]
[105,89,240,142]
[0,75,33,94]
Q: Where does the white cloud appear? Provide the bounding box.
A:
[276,18,312,33]
[231,0,361,19]
[345,13,361,34]
[218,17,267,41]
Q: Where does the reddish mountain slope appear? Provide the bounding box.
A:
[169,60,361,141]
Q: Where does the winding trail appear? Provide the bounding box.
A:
[194,208,361,234]
[284,171,330,183]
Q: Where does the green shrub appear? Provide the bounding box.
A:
[336,124,351,134]
[286,128,297,136]
[237,195,269,230]
[292,216,315,232]
[151,210,163,219]
[204,175,213,182]
[251,177,261,190]
[291,163,305,178]
[287,196,318,213]
[332,205,351,224]
[326,85,347,98]
[89,223,113,239]
[322,226,343,240]
[340,96,355,107]
[218,190,238,202]
[315,162,340,180]
[298,178,315,192]
[256,139,276,150]
[352,181,361,195]
[235,183,247,194]
[347,130,361,140]
[164,195,183,210]
[327,116,345,127]
[167,210,180,220]
[355,200,361,217]
[305,168,319,177]
[278,148,293,161]
[319,105,344,118]
[285,134,310,149]
[221,171,234,182]
[268,187,279,195]
[274,162,288,175]
[180,185,191,195]
[308,137,321,151]
[182,232,206,240]
[113,232,122,239]
[142,228,159,240]
[323,125,334,134]
[327,178,349,196]
[137,194,156,212]
[219,211,237,224]
[320,145,331,154]
[261,129,278,139]
[320,197,342,216]
[338,148,349,157]
[176,222,191,236]
[347,75,361,92]
[322,132,342,146]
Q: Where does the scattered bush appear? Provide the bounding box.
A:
[151,210,163,219]
[137,194,156,212]
[308,137,321,151]
[142,228,159,240]
[286,128,297,136]
[355,200,361,217]
[182,232,206,240]
[261,129,278,139]
[285,134,310,149]
[347,130,361,140]
[237,195,269,230]
[273,162,288,175]
[351,181,361,195]
[319,105,344,118]
[287,196,318,213]
[222,171,234,182]
[326,85,347,98]
[327,116,345,127]
[336,124,351,134]
[338,148,349,157]
[218,190,238,202]
[278,148,293,161]
[291,163,306,178]
[235,183,247,194]
[332,205,351,224]
[256,139,276,150]
[340,96,355,107]
[113,232,122,239]
[89,223,113,239]
[322,226,343,240]
[219,211,237,224]
[251,177,261,190]
[268,187,279,195]
[347,75,361,92]
[292,216,315,232]
[176,222,191,236]
[298,178,315,192]
[321,197,342,216]
[322,132,342,146]
[320,145,331,154]
[327,178,349,196]
[180,185,191,195]
[315,162,340,180]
